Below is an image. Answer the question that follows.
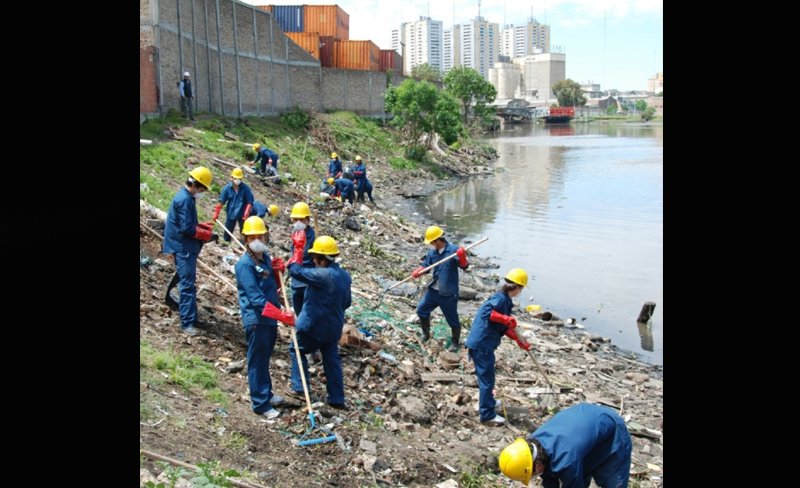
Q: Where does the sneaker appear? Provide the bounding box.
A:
[193,320,212,329]
[447,343,461,353]
[481,414,506,426]
[259,407,280,419]
[182,326,199,336]
[270,394,285,406]
[475,399,503,412]
[287,390,305,399]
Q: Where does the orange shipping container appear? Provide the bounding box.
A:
[379,49,402,73]
[319,35,335,67]
[333,40,380,71]
[303,5,349,40]
[286,32,320,60]
[256,5,271,12]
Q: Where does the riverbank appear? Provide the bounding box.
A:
[139,111,663,487]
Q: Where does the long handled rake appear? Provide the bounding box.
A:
[275,269,337,447]
[371,236,489,309]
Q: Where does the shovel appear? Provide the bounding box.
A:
[372,236,489,309]
[275,269,337,447]
[522,343,558,409]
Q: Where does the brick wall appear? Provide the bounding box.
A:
[142,0,390,118]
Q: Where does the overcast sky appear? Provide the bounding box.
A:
[239,0,662,91]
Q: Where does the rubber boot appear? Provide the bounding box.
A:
[419,316,431,342]
[164,271,180,310]
[448,328,461,352]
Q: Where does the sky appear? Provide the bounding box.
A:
[239,0,662,92]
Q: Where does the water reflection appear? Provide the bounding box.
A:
[416,122,663,364]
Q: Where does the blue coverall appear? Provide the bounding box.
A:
[253,201,268,219]
[328,158,343,178]
[353,163,374,202]
[334,178,355,204]
[287,260,352,404]
[235,251,281,414]
[290,226,316,315]
[163,187,204,330]
[531,403,632,488]
[416,240,468,338]
[218,182,255,242]
[465,291,514,422]
[255,147,279,176]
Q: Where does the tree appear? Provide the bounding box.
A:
[635,100,647,112]
[655,91,663,97]
[410,63,441,82]
[641,106,656,122]
[443,66,497,125]
[552,79,586,107]
[385,78,463,158]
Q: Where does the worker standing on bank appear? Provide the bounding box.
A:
[283,233,352,409]
[162,167,214,336]
[499,403,632,487]
[287,202,316,315]
[352,155,375,203]
[410,225,470,352]
[234,216,290,419]
[465,268,531,426]
[327,152,343,179]
[212,167,254,246]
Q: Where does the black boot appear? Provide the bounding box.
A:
[164,272,180,310]
[448,328,461,352]
[419,316,431,342]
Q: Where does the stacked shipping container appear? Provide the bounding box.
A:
[379,49,402,73]
[303,5,349,40]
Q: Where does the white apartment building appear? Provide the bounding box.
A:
[500,19,550,59]
[513,52,566,103]
[443,16,499,79]
[394,17,443,76]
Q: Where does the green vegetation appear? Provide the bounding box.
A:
[410,63,442,82]
[459,463,504,488]
[140,340,227,406]
[641,106,656,122]
[552,79,587,107]
[442,67,497,125]
[635,100,647,112]
[190,461,241,488]
[280,105,310,130]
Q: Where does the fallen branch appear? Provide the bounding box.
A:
[139,449,269,488]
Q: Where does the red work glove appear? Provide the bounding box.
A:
[271,257,286,273]
[193,225,213,242]
[503,327,531,350]
[212,203,223,222]
[456,246,469,267]
[490,310,517,328]
[286,231,306,266]
[261,302,295,326]
[411,266,426,279]
[198,222,213,231]
[243,203,253,220]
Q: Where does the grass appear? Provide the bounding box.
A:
[221,431,249,452]
[459,463,505,488]
[140,340,228,406]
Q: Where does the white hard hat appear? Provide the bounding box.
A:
[183,71,190,77]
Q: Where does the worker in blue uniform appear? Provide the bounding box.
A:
[162,166,215,336]
[465,268,531,426]
[327,152,343,179]
[212,167,254,245]
[329,177,355,205]
[286,202,316,316]
[282,233,352,409]
[234,216,290,419]
[251,143,279,177]
[410,225,470,352]
[499,403,633,487]
[352,155,375,203]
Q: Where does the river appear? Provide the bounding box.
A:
[416,121,663,364]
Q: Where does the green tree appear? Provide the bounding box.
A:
[635,100,647,112]
[655,91,663,97]
[433,91,464,145]
[641,106,656,121]
[443,67,497,124]
[410,63,441,82]
[552,79,587,107]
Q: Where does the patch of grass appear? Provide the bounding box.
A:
[221,431,248,452]
[140,340,228,406]
[363,412,384,430]
[388,156,417,170]
[459,464,504,488]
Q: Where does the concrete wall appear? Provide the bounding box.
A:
[141,0,390,118]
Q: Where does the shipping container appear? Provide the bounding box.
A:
[256,5,271,12]
[286,32,320,60]
[379,49,402,73]
[271,5,303,33]
[333,40,380,71]
[303,5,349,40]
[319,35,335,67]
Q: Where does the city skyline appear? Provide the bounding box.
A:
[239,0,662,92]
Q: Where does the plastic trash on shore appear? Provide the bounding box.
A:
[526,304,542,312]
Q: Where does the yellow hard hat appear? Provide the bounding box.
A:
[499,438,533,485]
[290,201,311,219]
[327,177,335,185]
[355,155,362,161]
[268,204,279,217]
[331,152,338,158]
[505,268,529,287]
[253,143,261,152]
[308,235,339,255]
[189,166,213,189]
[423,225,444,244]
[231,167,244,179]
[242,216,268,235]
